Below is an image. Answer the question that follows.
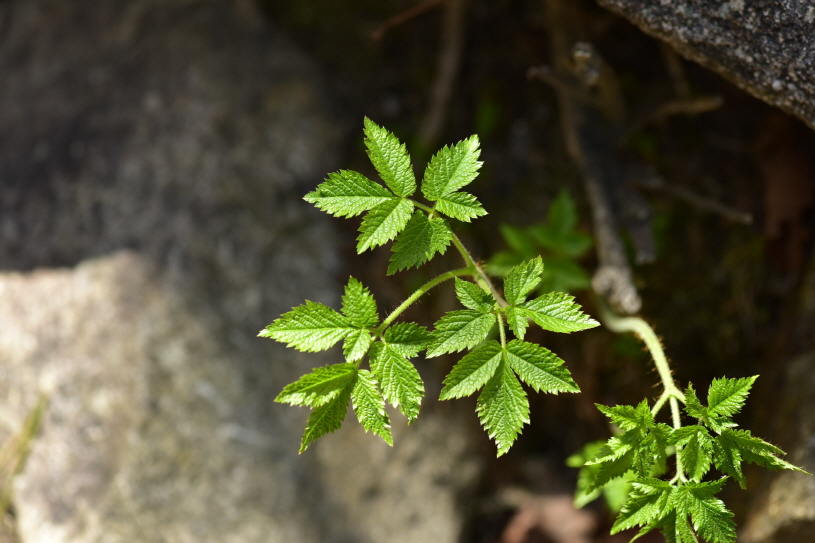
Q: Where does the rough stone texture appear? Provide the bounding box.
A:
[597,0,815,130]
[0,253,481,543]
[740,352,815,543]
[0,0,482,541]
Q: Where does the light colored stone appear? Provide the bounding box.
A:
[740,353,815,543]
[0,0,482,541]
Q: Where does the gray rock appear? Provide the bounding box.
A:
[597,0,815,129]
[0,0,482,541]
[740,352,815,543]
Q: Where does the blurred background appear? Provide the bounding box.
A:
[1,0,813,542]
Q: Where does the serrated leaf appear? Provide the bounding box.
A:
[588,447,636,491]
[435,191,487,222]
[455,278,494,312]
[676,426,714,482]
[499,223,539,258]
[707,376,757,420]
[611,478,673,534]
[383,322,431,357]
[597,400,654,432]
[369,341,424,421]
[477,359,529,456]
[684,384,708,422]
[422,135,482,201]
[356,197,414,253]
[711,431,746,488]
[519,292,599,333]
[439,341,502,400]
[275,363,358,407]
[505,339,579,393]
[426,310,497,357]
[547,189,578,236]
[260,301,355,352]
[657,511,699,543]
[352,369,393,446]
[341,277,379,328]
[299,382,353,453]
[713,428,807,488]
[342,328,373,362]
[387,211,452,274]
[304,170,394,217]
[363,117,416,197]
[505,306,529,340]
[504,256,543,306]
[672,480,735,543]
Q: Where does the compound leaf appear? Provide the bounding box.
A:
[439,341,502,400]
[300,382,353,453]
[387,211,452,274]
[352,369,393,446]
[455,278,494,312]
[357,197,414,253]
[477,359,529,456]
[260,301,354,352]
[341,277,379,328]
[505,339,579,393]
[369,341,424,422]
[363,117,416,197]
[435,191,487,222]
[519,292,599,333]
[504,256,543,306]
[422,135,482,201]
[275,362,358,407]
[304,170,394,217]
[426,310,497,357]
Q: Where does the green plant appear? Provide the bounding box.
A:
[486,189,593,294]
[261,119,807,543]
[260,118,598,455]
[569,304,808,543]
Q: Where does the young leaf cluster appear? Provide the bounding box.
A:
[572,375,807,543]
[261,119,598,455]
[487,189,593,294]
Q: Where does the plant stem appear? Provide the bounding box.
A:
[450,232,507,307]
[596,299,688,481]
[377,267,472,333]
[596,300,685,424]
[497,312,507,348]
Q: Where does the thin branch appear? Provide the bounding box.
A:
[371,0,446,41]
[418,0,468,149]
[542,0,642,314]
[634,172,753,224]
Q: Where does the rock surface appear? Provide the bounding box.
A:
[597,0,815,129]
[0,0,482,541]
[740,352,815,543]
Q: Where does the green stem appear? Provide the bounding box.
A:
[596,299,687,481]
[377,267,472,334]
[596,301,686,421]
[497,312,507,348]
[450,233,507,307]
